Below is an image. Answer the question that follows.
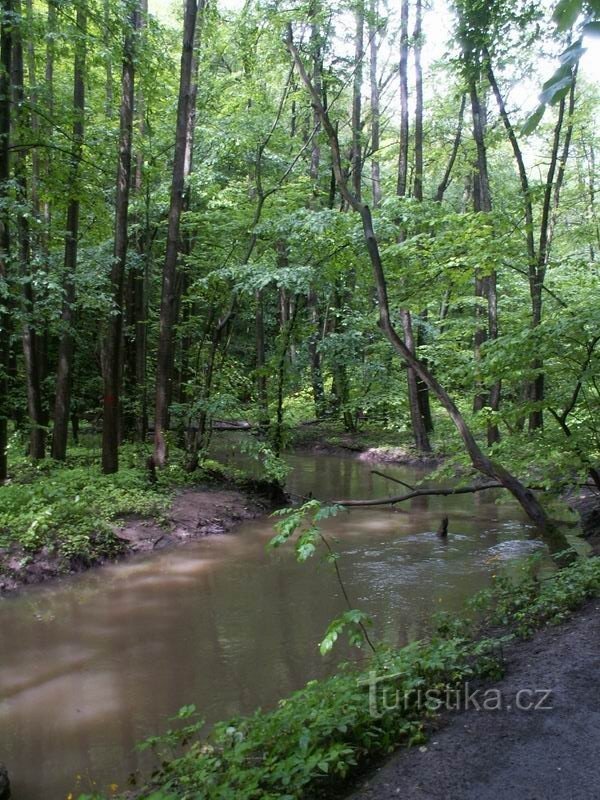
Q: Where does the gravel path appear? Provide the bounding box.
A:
[350,602,600,800]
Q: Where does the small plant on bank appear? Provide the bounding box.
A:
[270,500,375,654]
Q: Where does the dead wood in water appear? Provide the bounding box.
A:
[334,482,509,507]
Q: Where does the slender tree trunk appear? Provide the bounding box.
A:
[469,80,500,444]
[396,0,430,451]
[485,52,576,433]
[103,0,113,116]
[153,0,199,468]
[435,94,465,202]
[102,1,138,474]
[12,4,45,459]
[307,12,325,415]
[351,0,364,200]
[530,78,575,430]
[52,1,86,460]
[130,0,148,442]
[411,0,433,436]
[369,0,381,208]
[255,289,269,429]
[0,1,12,480]
[397,0,409,197]
[412,0,424,201]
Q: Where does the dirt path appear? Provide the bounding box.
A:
[350,602,600,800]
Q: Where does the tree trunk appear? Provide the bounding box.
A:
[255,289,269,429]
[51,0,86,461]
[396,0,430,452]
[0,0,12,480]
[12,4,46,459]
[153,0,199,468]
[469,80,500,444]
[369,0,381,207]
[411,0,433,436]
[412,0,424,201]
[102,2,138,474]
[131,0,149,442]
[351,0,364,200]
[397,0,409,197]
[401,310,431,451]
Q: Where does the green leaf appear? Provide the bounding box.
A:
[552,0,582,30]
[539,72,573,105]
[522,104,546,135]
[559,38,586,64]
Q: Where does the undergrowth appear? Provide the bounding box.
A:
[0,443,237,564]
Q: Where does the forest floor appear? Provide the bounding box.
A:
[0,483,270,596]
[349,598,600,800]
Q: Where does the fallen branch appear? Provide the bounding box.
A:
[335,482,507,507]
[370,470,415,490]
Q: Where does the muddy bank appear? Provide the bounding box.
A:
[290,435,442,467]
[349,598,600,800]
[0,486,270,596]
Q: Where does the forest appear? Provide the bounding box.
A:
[0,0,600,797]
[0,0,598,507]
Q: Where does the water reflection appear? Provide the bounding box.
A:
[1,449,546,799]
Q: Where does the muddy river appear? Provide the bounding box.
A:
[0,449,547,799]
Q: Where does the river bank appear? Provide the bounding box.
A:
[0,485,269,596]
[349,595,600,800]
[288,422,444,466]
[0,444,284,596]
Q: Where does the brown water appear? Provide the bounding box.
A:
[0,450,546,800]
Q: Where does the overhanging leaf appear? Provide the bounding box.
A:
[522,104,546,135]
[552,0,583,31]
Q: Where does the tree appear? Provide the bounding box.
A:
[52,0,87,461]
[286,24,554,532]
[152,0,200,469]
[101,0,139,474]
[0,0,12,481]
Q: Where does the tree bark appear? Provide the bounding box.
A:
[369,0,381,208]
[0,0,12,480]
[12,3,46,459]
[255,288,269,429]
[351,0,364,200]
[469,79,500,444]
[51,0,86,461]
[397,0,409,197]
[152,0,199,468]
[396,1,431,452]
[411,0,433,436]
[412,0,424,202]
[102,1,138,474]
